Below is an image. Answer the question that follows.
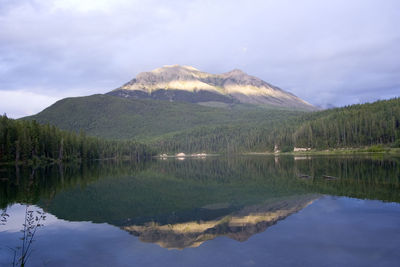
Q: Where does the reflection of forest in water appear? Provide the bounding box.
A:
[2,155,399,209]
[1,155,399,249]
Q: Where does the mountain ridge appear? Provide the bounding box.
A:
[109,65,316,110]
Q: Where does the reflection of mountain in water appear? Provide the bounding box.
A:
[124,194,319,249]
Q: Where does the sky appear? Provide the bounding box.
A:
[0,0,399,118]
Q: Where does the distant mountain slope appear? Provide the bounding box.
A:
[152,98,400,153]
[108,65,316,111]
[23,95,399,153]
[291,98,400,148]
[25,94,302,140]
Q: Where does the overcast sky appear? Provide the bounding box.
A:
[1,0,399,118]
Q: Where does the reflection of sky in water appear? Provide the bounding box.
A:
[1,196,400,267]
[1,204,58,232]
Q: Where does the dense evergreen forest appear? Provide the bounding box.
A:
[292,98,400,148]
[0,115,154,164]
[26,94,302,140]
[153,98,400,153]
[3,98,399,161]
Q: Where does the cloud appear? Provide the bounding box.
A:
[0,90,62,118]
[0,0,399,116]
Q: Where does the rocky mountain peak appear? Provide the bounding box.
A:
[131,65,203,85]
[224,69,247,76]
[112,65,316,110]
[152,65,201,74]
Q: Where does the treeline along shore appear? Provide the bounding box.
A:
[0,115,155,165]
[1,97,399,164]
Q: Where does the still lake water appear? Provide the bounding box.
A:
[0,155,399,266]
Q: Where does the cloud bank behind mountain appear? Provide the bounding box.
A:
[1,0,399,117]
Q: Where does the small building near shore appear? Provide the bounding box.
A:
[274,144,280,153]
[293,147,311,152]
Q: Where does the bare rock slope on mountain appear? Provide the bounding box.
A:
[108,65,316,110]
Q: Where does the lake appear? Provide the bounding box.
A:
[1,155,399,266]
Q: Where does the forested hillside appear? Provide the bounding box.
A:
[153,98,400,153]
[292,98,400,148]
[0,116,153,164]
[23,95,400,154]
[25,94,303,140]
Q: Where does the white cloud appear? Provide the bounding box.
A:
[0,90,62,118]
[51,0,130,12]
[0,0,399,113]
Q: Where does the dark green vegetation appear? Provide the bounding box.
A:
[1,156,399,225]
[0,115,153,164]
[291,98,400,148]
[155,98,400,153]
[24,94,400,154]
[25,94,301,141]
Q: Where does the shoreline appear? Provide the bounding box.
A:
[154,153,220,159]
[243,147,400,156]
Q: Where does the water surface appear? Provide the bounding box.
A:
[1,155,399,266]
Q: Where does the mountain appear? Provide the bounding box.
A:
[25,66,399,153]
[23,65,317,142]
[108,65,316,111]
[25,94,302,140]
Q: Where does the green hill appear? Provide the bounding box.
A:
[25,94,303,141]
[24,93,400,154]
[152,98,400,153]
[289,98,400,149]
